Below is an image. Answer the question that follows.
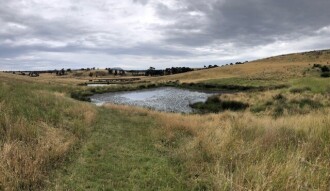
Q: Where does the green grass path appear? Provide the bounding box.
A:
[51,108,186,190]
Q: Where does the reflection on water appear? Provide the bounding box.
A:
[90,87,214,113]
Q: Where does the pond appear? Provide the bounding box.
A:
[90,87,215,113]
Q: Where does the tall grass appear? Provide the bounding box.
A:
[107,103,330,190]
[0,80,96,190]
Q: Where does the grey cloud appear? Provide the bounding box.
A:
[103,44,192,57]
[0,0,330,70]
[0,41,191,59]
[0,46,28,57]
[0,3,87,42]
[0,1,189,58]
[132,0,149,5]
[155,0,330,47]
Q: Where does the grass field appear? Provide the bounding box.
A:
[154,49,330,83]
[103,103,330,190]
[0,49,330,190]
[0,77,96,190]
[50,108,187,190]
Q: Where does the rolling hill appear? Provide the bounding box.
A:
[153,49,330,83]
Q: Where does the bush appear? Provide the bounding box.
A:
[321,72,330,78]
[191,96,249,113]
[312,64,330,77]
[321,66,330,72]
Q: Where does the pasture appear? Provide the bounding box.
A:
[0,50,330,190]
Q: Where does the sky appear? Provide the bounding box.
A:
[1,0,330,71]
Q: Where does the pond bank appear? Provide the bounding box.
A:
[71,81,288,102]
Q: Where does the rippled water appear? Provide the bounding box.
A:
[90,87,214,113]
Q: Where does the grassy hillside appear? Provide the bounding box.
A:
[0,49,329,190]
[153,49,330,83]
[0,76,96,190]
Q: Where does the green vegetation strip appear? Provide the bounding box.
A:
[51,108,186,190]
[290,77,330,93]
[204,77,284,87]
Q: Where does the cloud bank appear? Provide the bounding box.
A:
[0,0,330,70]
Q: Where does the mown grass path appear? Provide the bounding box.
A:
[51,107,186,191]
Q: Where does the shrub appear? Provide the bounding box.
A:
[191,96,249,113]
[321,66,330,72]
[321,72,330,78]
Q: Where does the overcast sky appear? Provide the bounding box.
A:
[1,0,330,71]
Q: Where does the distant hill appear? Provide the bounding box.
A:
[153,49,330,82]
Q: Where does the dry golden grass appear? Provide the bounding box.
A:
[153,49,330,83]
[0,72,85,86]
[0,79,97,190]
[219,90,329,115]
[0,124,76,190]
[1,71,150,88]
[105,103,330,190]
[2,49,329,86]
[155,61,308,83]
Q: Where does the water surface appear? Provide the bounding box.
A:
[90,87,214,113]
